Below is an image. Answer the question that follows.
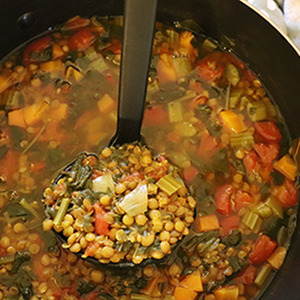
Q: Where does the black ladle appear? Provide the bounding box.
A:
[51,0,159,268]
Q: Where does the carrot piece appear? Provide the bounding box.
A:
[267,246,287,270]
[51,103,69,122]
[143,277,165,297]
[52,43,65,59]
[214,285,239,300]
[157,53,177,83]
[30,161,46,173]
[197,214,220,232]
[40,60,64,74]
[180,270,203,292]
[179,31,194,54]
[8,109,26,128]
[274,154,296,181]
[97,93,115,114]
[23,102,50,126]
[0,149,19,185]
[0,74,11,94]
[220,110,247,134]
[174,286,197,300]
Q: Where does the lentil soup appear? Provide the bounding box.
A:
[0,16,298,300]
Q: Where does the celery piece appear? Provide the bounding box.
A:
[229,88,243,109]
[156,174,184,196]
[0,254,15,265]
[239,95,251,110]
[166,29,180,49]
[53,197,71,226]
[175,122,197,137]
[119,184,148,216]
[247,100,267,122]
[89,55,109,73]
[172,57,192,77]
[19,198,40,219]
[265,196,283,219]
[2,90,22,108]
[230,132,254,149]
[92,174,115,194]
[265,101,277,118]
[255,203,273,219]
[202,38,218,53]
[226,64,240,86]
[242,210,262,233]
[254,264,272,287]
[84,47,98,61]
[168,101,183,123]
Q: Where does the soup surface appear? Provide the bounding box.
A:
[0,15,298,300]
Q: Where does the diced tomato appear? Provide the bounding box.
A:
[0,246,6,256]
[234,191,254,211]
[276,179,298,207]
[23,36,52,64]
[197,56,224,82]
[219,215,240,236]
[215,184,234,215]
[253,143,279,165]
[243,150,261,174]
[63,16,90,31]
[105,39,122,54]
[182,165,198,183]
[84,242,100,257]
[30,161,46,173]
[167,131,181,143]
[92,169,104,180]
[69,28,95,51]
[254,122,282,143]
[249,234,277,264]
[143,105,169,127]
[94,203,110,236]
[189,95,208,110]
[119,171,144,183]
[224,53,246,70]
[198,130,219,160]
[243,69,256,82]
[0,149,18,185]
[235,264,257,285]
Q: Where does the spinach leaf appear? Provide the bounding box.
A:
[54,272,71,288]
[16,269,34,300]
[0,144,7,158]
[77,279,96,296]
[10,252,31,274]
[30,46,53,62]
[213,148,229,174]
[6,203,30,218]
[195,103,211,122]
[222,229,242,247]
[10,126,27,150]
[40,230,59,253]
[271,171,285,186]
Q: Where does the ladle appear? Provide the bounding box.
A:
[48,0,161,268]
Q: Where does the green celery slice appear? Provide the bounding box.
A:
[156,174,184,196]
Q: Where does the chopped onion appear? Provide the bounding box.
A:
[92,174,115,194]
[119,184,148,216]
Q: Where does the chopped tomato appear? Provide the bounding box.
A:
[0,246,6,256]
[69,28,95,51]
[249,234,277,264]
[225,53,246,70]
[235,265,257,285]
[119,171,144,183]
[253,143,279,165]
[254,122,282,143]
[84,242,100,257]
[182,165,198,183]
[92,170,104,180]
[276,179,298,207]
[94,203,110,236]
[63,16,90,31]
[105,39,122,54]
[167,131,181,143]
[243,150,261,174]
[198,130,219,160]
[234,191,254,211]
[23,36,52,64]
[30,161,46,173]
[0,149,18,185]
[243,69,256,82]
[215,184,233,215]
[219,215,240,236]
[197,56,224,82]
[143,105,169,127]
[189,95,207,110]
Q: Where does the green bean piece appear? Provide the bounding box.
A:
[254,264,272,287]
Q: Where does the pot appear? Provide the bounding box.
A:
[0,0,299,299]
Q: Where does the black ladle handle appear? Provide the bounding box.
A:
[110,0,157,146]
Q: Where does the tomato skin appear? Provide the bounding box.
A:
[249,234,277,264]
[182,165,198,183]
[63,16,90,31]
[243,69,256,82]
[198,130,219,160]
[276,179,298,207]
[243,150,261,174]
[219,215,240,236]
[69,29,95,51]
[234,191,253,211]
[253,143,279,165]
[215,184,233,215]
[143,105,169,127]
[23,36,52,64]
[94,203,110,236]
[235,265,257,285]
[197,57,224,82]
[254,122,282,143]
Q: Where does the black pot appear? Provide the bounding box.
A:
[0,0,299,299]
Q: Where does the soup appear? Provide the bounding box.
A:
[0,15,298,300]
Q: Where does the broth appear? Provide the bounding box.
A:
[0,16,298,300]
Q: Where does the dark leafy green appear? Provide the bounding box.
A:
[77,279,96,296]
[271,171,285,186]
[6,203,30,218]
[10,252,31,274]
[222,229,242,247]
